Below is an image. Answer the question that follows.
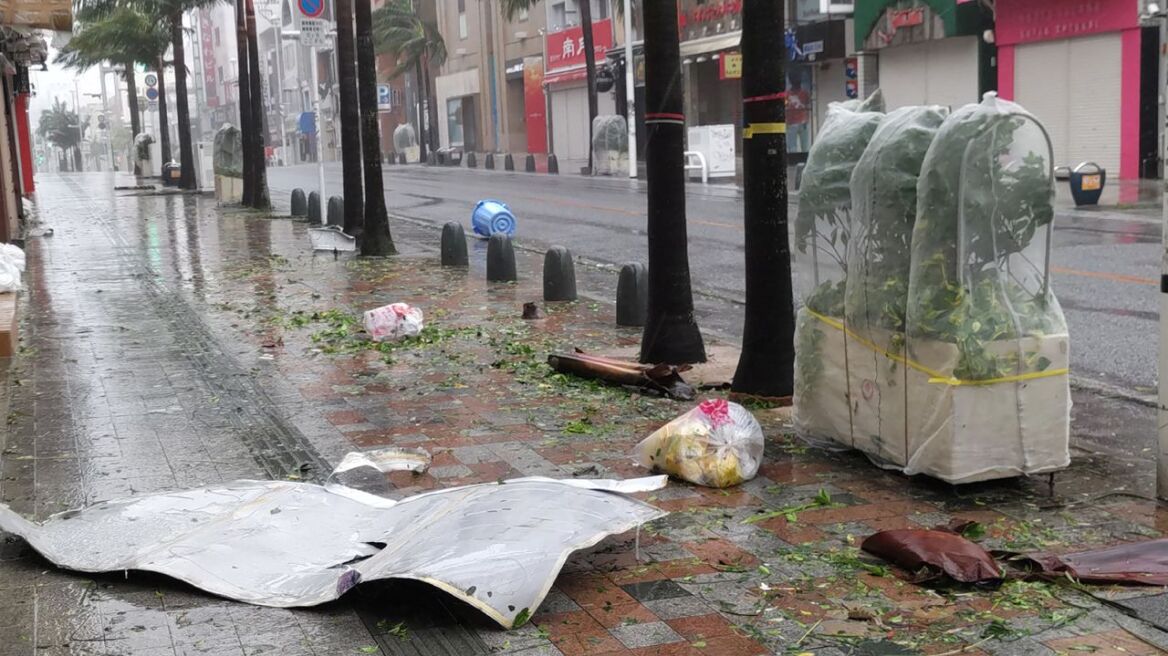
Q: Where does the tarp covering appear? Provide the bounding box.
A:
[0,0,71,31]
[0,473,667,628]
[213,124,243,179]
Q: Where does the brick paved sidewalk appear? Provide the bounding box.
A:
[3,173,1168,656]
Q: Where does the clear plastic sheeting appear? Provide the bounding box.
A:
[793,90,884,442]
[213,124,243,178]
[0,471,667,628]
[902,92,1069,483]
[592,115,629,176]
[843,105,948,461]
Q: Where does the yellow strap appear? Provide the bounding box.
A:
[743,122,786,139]
[803,308,1068,387]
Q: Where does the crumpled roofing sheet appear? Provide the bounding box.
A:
[0,474,667,628]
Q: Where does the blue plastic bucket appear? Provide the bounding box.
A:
[471,200,517,238]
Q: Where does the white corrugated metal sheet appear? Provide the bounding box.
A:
[876,36,980,112]
[1014,33,1122,174]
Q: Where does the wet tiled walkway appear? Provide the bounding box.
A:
[5,173,1168,656]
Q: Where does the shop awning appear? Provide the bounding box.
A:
[0,0,72,31]
[679,31,740,58]
[543,66,589,87]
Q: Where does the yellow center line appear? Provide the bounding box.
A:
[1052,266,1157,286]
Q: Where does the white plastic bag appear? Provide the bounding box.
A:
[0,243,25,272]
[633,399,764,488]
[0,258,20,293]
[362,303,423,342]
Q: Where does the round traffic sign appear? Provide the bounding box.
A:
[144,73,158,87]
[145,87,159,101]
[298,0,325,19]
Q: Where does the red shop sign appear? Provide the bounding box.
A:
[546,18,613,72]
[889,7,925,31]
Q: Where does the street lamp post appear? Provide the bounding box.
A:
[283,28,328,224]
[623,0,636,178]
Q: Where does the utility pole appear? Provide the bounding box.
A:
[623,0,636,178]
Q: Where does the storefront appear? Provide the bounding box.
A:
[996,0,1145,179]
[542,18,615,163]
[786,17,853,157]
[854,0,993,112]
[435,68,482,151]
[678,0,743,146]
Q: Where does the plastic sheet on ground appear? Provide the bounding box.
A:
[0,243,23,292]
[0,466,667,628]
[308,226,357,252]
[0,243,26,272]
[633,399,764,488]
[861,528,1002,585]
[363,303,424,342]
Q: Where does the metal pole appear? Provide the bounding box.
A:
[99,69,115,171]
[274,23,289,166]
[312,44,326,224]
[623,0,636,178]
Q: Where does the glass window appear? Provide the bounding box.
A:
[447,97,464,147]
[458,0,468,39]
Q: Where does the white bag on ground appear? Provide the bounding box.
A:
[362,303,423,342]
[0,243,25,272]
[634,399,764,488]
[0,257,20,292]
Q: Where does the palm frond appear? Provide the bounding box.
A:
[372,0,445,71]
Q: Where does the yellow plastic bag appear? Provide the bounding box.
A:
[634,399,764,488]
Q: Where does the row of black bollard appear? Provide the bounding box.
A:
[463,152,558,174]
[437,224,642,325]
[291,188,327,224]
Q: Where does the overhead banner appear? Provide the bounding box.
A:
[545,18,613,72]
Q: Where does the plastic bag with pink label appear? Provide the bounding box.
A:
[362,303,424,342]
[633,399,764,488]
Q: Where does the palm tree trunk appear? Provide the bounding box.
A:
[355,0,394,255]
[414,58,427,162]
[731,0,792,397]
[172,10,197,190]
[335,0,365,235]
[156,58,172,167]
[579,0,598,174]
[126,64,141,176]
[236,0,254,206]
[246,0,270,208]
[639,0,705,365]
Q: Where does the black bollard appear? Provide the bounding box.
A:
[290,188,307,216]
[398,153,407,165]
[466,152,477,168]
[547,154,559,175]
[486,233,518,282]
[525,154,536,173]
[616,263,648,327]
[504,154,515,171]
[308,191,322,222]
[427,151,438,166]
[440,221,469,267]
[386,154,395,166]
[485,153,496,170]
[327,196,344,227]
[543,246,577,302]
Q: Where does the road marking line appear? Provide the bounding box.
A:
[1052,266,1157,286]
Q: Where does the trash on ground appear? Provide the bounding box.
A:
[1013,538,1168,586]
[0,255,20,293]
[363,303,424,342]
[308,226,357,252]
[522,301,542,320]
[633,399,764,488]
[471,199,517,238]
[547,350,695,400]
[0,458,667,629]
[0,243,26,272]
[330,447,432,476]
[861,528,1003,585]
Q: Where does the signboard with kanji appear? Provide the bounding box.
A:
[545,18,613,72]
[301,18,327,47]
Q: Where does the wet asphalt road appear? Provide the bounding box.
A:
[268,162,1162,394]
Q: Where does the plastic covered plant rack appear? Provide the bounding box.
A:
[844,105,948,463]
[592,115,629,176]
[793,91,884,445]
[902,92,1069,483]
[0,470,667,629]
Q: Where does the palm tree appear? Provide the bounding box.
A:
[639,0,705,365]
[158,0,221,190]
[730,0,793,398]
[37,99,85,171]
[372,0,446,162]
[245,0,270,208]
[355,0,395,255]
[235,0,256,206]
[55,6,165,176]
[336,0,365,234]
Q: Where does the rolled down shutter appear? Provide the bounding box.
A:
[877,36,979,112]
[1015,33,1121,174]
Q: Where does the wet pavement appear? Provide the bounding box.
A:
[3,172,1168,655]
